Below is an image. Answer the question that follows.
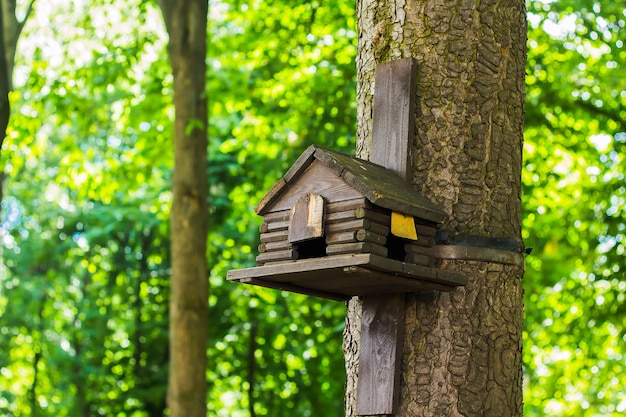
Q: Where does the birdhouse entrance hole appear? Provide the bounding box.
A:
[296,237,327,259]
[385,234,407,262]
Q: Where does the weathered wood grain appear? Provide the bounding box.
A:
[260,230,289,243]
[288,193,325,243]
[356,295,405,415]
[411,236,435,248]
[404,244,435,256]
[256,249,298,264]
[355,229,387,245]
[327,219,390,236]
[355,207,390,224]
[327,197,368,212]
[405,253,431,266]
[370,58,417,181]
[326,242,388,257]
[283,144,317,183]
[260,220,289,233]
[258,240,294,253]
[264,160,362,214]
[326,210,361,224]
[255,178,287,215]
[326,207,391,224]
[414,223,437,237]
[227,253,464,298]
[326,231,359,245]
[262,209,291,222]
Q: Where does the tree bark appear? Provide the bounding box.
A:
[345,0,526,416]
[157,2,209,417]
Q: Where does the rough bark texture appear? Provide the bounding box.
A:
[345,0,526,416]
[157,2,209,417]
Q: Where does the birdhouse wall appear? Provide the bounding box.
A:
[262,160,362,214]
[257,189,440,268]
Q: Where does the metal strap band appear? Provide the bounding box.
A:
[432,245,525,267]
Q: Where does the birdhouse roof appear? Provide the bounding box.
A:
[256,145,447,224]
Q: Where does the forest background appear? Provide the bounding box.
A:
[0,0,624,416]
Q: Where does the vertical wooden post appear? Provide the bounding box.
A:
[355,58,417,416]
[370,58,417,182]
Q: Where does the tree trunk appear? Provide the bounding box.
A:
[0,0,33,204]
[345,1,526,416]
[157,2,209,417]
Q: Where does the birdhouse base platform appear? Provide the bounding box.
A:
[227,253,466,301]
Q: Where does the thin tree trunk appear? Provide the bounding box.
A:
[157,2,209,417]
[0,2,10,153]
[0,0,33,206]
[345,0,526,415]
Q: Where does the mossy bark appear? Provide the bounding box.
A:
[345,0,526,415]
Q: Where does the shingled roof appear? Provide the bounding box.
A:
[255,145,447,224]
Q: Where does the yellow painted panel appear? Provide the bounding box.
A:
[391,211,418,240]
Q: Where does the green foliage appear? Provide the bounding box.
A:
[0,0,625,416]
[523,1,626,415]
[207,1,356,415]
[1,1,172,415]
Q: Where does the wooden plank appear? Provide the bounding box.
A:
[260,230,289,243]
[263,209,291,222]
[327,219,371,234]
[255,178,287,215]
[228,254,374,282]
[288,193,325,243]
[405,253,431,266]
[370,58,417,181]
[325,231,358,245]
[326,207,391,224]
[227,260,463,299]
[415,223,438,237]
[283,144,318,183]
[260,220,289,233]
[256,249,298,264]
[369,222,390,236]
[266,220,290,232]
[355,229,387,245]
[356,295,405,415]
[339,165,447,224]
[326,210,360,224]
[355,207,390,224]
[326,242,388,257]
[412,236,435,248]
[326,230,386,246]
[361,61,416,415]
[264,160,362,213]
[227,253,467,288]
[240,277,349,301]
[326,197,368,212]
[326,218,389,236]
[312,267,453,293]
[258,240,293,253]
[404,243,435,255]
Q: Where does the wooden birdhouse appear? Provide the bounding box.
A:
[227,144,467,300]
[228,59,476,416]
